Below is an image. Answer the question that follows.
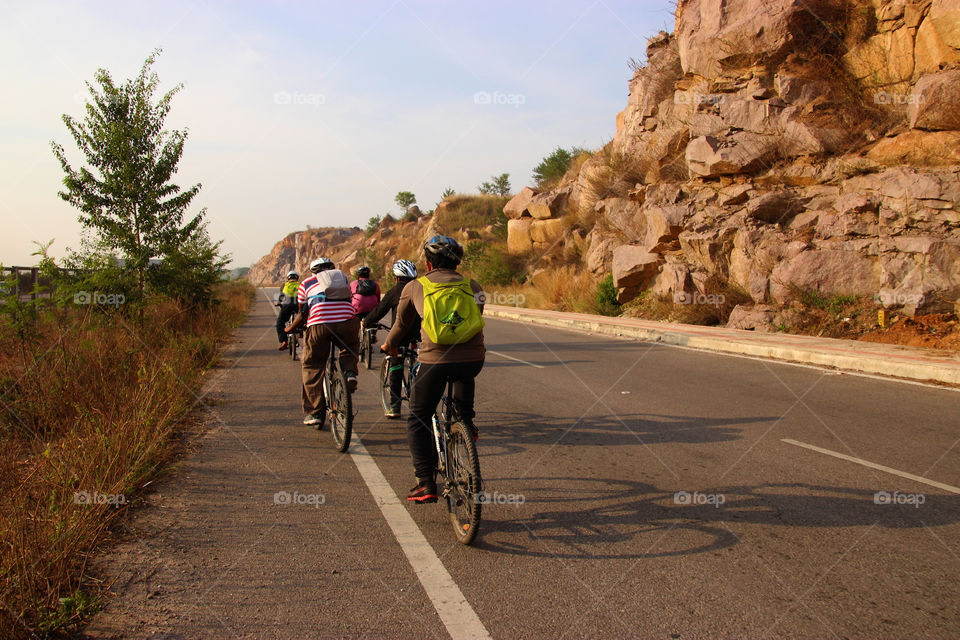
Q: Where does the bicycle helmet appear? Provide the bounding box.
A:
[423,235,463,266]
[392,259,418,279]
[355,265,371,278]
[309,257,334,273]
[286,270,299,280]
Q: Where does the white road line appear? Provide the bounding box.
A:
[487,350,545,369]
[267,287,488,636]
[349,437,491,640]
[781,438,960,494]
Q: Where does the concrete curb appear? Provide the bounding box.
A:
[484,306,960,386]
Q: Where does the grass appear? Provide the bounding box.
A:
[0,280,253,638]
[434,195,510,235]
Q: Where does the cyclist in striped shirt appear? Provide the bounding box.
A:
[287,257,360,427]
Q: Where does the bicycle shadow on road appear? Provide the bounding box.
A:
[472,478,960,559]
[468,409,763,458]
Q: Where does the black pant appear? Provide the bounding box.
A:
[385,355,405,408]
[407,360,484,481]
[276,303,297,344]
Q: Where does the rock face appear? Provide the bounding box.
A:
[504,0,960,318]
[503,187,538,219]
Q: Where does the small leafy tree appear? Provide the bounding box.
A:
[51,49,206,303]
[478,173,511,196]
[395,191,417,213]
[365,215,382,236]
[148,223,230,308]
[533,147,590,187]
[441,187,456,198]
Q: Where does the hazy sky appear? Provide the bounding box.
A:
[1,1,674,268]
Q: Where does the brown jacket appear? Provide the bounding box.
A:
[385,268,485,364]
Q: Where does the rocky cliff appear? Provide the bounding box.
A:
[252,0,960,325]
[504,0,960,318]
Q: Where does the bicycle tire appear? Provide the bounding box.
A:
[329,370,352,452]
[290,333,297,360]
[364,331,374,370]
[444,421,482,545]
[379,356,392,414]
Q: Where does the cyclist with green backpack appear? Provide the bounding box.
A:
[382,235,485,503]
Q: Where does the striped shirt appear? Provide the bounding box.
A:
[297,271,356,326]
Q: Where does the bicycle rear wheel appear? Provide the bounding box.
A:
[329,370,352,452]
[444,422,482,545]
[289,333,297,360]
[379,356,392,414]
[364,331,374,370]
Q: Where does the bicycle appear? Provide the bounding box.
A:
[432,380,483,545]
[379,339,417,417]
[322,337,353,453]
[286,321,303,360]
[358,322,379,370]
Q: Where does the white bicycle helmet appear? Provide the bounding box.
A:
[392,259,418,279]
[286,270,299,280]
[309,257,334,273]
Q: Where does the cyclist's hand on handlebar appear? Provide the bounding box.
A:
[381,344,399,358]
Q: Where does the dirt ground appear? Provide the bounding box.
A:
[859,313,960,352]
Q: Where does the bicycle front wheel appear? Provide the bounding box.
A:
[364,332,374,370]
[444,422,482,545]
[329,371,352,452]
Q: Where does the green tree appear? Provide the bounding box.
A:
[395,191,417,212]
[51,50,205,302]
[532,147,590,187]
[148,222,230,308]
[478,173,511,197]
[441,186,456,198]
[365,215,382,236]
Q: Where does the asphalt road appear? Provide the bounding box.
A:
[83,288,960,639]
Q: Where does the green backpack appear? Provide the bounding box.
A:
[419,276,485,345]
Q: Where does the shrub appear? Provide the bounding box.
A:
[595,274,621,316]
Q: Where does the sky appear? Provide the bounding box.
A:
[0,0,675,268]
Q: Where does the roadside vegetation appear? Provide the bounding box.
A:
[0,50,248,637]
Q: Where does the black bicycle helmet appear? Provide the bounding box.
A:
[423,235,463,266]
[355,265,371,278]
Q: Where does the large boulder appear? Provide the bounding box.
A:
[914,0,960,76]
[644,205,688,250]
[769,249,881,302]
[867,130,960,166]
[502,187,538,219]
[585,230,615,274]
[506,218,534,254]
[844,26,916,91]
[529,218,566,245]
[686,133,777,177]
[526,184,571,219]
[746,190,800,224]
[676,0,840,79]
[909,70,960,131]
[599,197,647,242]
[613,245,662,289]
[726,304,777,332]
